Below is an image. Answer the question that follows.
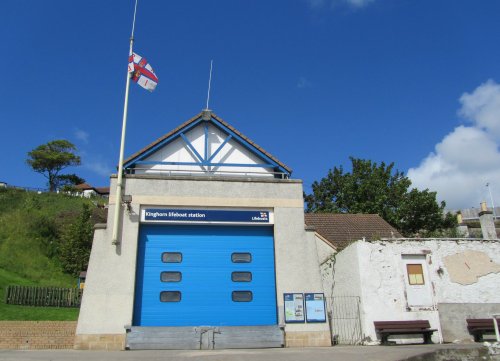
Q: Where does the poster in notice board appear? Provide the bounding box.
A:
[305,293,326,323]
[284,293,305,323]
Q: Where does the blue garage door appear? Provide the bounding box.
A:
[133,225,277,326]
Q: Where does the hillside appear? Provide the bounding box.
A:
[0,187,106,320]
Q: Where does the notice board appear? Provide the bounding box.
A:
[305,293,326,323]
[284,293,305,323]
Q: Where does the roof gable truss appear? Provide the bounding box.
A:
[123,115,289,176]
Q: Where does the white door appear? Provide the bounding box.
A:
[402,255,433,307]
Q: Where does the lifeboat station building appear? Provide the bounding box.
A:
[75,110,333,350]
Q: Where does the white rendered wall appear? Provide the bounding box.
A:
[77,175,329,340]
[337,239,500,343]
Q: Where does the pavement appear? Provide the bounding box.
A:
[0,344,487,361]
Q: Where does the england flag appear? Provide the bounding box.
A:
[128,52,158,92]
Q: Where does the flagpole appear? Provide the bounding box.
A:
[112,0,138,245]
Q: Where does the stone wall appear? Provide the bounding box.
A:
[0,321,76,350]
[438,303,500,343]
[285,331,332,347]
[73,333,126,350]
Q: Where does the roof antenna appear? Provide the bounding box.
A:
[202,60,213,120]
[204,59,213,109]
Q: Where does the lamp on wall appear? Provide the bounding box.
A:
[122,194,132,213]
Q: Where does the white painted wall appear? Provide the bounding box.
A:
[137,123,275,177]
[77,175,330,340]
[334,239,500,344]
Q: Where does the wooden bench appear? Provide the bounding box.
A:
[467,318,497,342]
[374,320,436,345]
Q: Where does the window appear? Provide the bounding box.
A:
[407,264,425,285]
[232,272,252,282]
[162,252,182,263]
[231,253,252,263]
[232,291,253,302]
[160,291,181,302]
[160,271,182,282]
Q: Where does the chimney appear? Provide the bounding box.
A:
[479,201,497,239]
[456,212,469,237]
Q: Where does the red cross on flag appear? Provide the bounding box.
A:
[128,52,159,92]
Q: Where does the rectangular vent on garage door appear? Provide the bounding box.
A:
[162,252,182,263]
[231,252,252,263]
[232,291,253,302]
[161,271,182,282]
[232,272,252,282]
[160,291,181,302]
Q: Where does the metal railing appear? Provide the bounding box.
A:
[326,296,363,345]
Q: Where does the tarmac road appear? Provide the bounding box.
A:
[0,344,486,361]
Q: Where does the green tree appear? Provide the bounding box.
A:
[59,204,94,275]
[305,157,456,236]
[26,140,81,192]
[57,174,86,193]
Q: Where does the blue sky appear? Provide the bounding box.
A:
[2,0,500,210]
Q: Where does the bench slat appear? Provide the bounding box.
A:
[374,321,431,330]
[378,328,436,334]
[374,320,435,345]
[467,319,495,327]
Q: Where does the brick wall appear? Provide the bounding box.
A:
[0,321,77,350]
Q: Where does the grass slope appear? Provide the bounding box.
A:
[0,268,79,320]
[0,188,99,320]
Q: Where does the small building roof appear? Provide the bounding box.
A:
[94,187,110,195]
[305,213,402,250]
[75,183,93,191]
[75,184,109,196]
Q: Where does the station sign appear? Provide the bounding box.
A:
[141,208,272,225]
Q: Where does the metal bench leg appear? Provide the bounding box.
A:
[474,332,482,343]
[423,333,432,344]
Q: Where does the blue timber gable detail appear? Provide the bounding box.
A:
[122,111,292,178]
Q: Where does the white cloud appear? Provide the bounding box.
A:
[459,79,500,138]
[75,129,89,143]
[306,0,374,10]
[84,160,113,178]
[297,76,312,89]
[408,80,500,210]
[343,0,374,8]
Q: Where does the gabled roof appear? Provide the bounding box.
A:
[75,183,93,191]
[75,183,109,195]
[95,187,110,195]
[123,111,292,177]
[305,213,402,250]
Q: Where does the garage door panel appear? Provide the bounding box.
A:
[133,225,277,327]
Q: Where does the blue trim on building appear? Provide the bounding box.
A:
[204,123,209,161]
[135,161,275,168]
[123,117,205,169]
[180,132,204,163]
[208,134,232,162]
[123,114,291,177]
